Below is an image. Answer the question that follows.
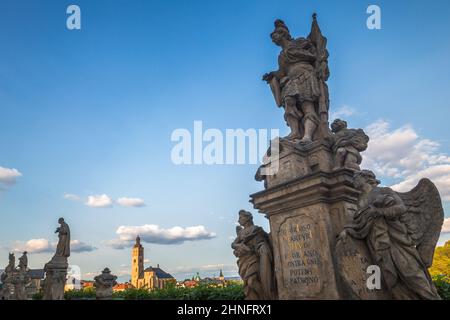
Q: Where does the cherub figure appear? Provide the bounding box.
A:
[330,119,369,170]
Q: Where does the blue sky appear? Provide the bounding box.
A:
[1,0,449,281]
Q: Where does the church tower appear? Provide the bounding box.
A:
[131,235,144,288]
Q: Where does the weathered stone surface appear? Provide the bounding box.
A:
[43,256,68,300]
[94,268,117,300]
[0,253,16,300]
[262,15,330,143]
[231,210,277,300]
[42,218,71,300]
[335,236,390,299]
[337,170,444,300]
[248,12,446,301]
[256,138,334,189]
[330,119,369,171]
[11,269,31,300]
[251,168,359,299]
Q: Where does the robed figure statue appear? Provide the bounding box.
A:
[263,14,330,143]
[55,217,70,258]
[232,210,277,300]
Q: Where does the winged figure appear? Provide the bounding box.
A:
[338,170,444,299]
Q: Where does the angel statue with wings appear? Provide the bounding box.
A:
[338,170,444,300]
[263,14,330,143]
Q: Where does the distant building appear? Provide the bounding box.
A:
[64,274,81,291]
[178,270,227,288]
[113,282,133,292]
[80,280,94,289]
[131,236,175,290]
[27,269,45,296]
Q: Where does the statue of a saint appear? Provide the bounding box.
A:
[18,251,28,271]
[263,14,330,143]
[338,170,443,299]
[5,253,15,274]
[231,210,277,300]
[55,217,70,258]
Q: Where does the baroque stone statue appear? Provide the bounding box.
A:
[263,14,330,143]
[330,119,369,171]
[43,218,71,300]
[18,251,28,271]
[55,217,71,258]
[231,210,277,300]
[0,253,15,299]
[11,268,31,300]
[94,268,118,300]
[338,170,444,300]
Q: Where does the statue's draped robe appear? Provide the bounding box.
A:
[345,187,440,299]
[56,222,71,258]
[232,226,276,300]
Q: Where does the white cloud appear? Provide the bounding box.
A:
[11,239,96,254]
[362,120,450,200]
[442,218,450,234]
[12,239,53,254]
[330,105,356,121]
[65,193,145,209]
[0,166,22,187]
[85,194,113,208]
[116,197,146,207]
[107,224,216,248]
[63,193,81,201]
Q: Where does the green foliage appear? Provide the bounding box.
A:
[32,291,43,300]
[433,275,450,300]
[112,283,245,300]
[64,287,96,300]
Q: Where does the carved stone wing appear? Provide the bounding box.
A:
[397,178,444,267]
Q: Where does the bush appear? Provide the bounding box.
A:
[112,283,245,300]
[64,287,96,300]
[32,291,43,300]
[433,275,450,300]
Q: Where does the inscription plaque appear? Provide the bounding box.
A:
[278,215,323,297]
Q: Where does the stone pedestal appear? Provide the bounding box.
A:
[43,256,68,300]
[251,141,360,300]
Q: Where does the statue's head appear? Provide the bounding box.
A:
[271,19,292,46]
[238,210,253,227]
[331,119,347,133]
[353,129,370,151]
[102,268,111,274]
[353,170,380,192]
[58,217,65,224]
[23,251,27,255]
[8,252,14,260]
